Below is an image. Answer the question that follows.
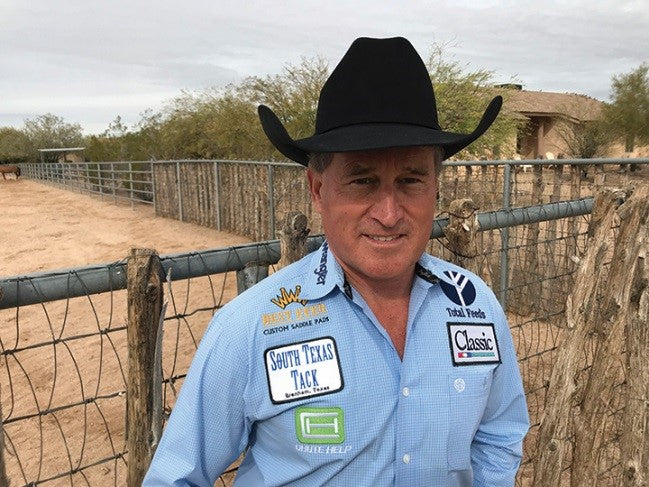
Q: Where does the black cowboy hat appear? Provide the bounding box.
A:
[258,36,502,166]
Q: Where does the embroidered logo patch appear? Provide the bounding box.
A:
[295,407,345,444]
[271,285,308,309]
[264,337,343,404]
[313,242,328,285]
[447,322,501,366]
[440,271,476,306]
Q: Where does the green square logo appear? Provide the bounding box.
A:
[295,407,345,444]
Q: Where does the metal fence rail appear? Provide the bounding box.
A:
[22,161,154,207]
[0,199,593,310]
[5,159,648,485]
[20,158,649,242]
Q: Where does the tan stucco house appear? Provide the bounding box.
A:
[503,87,604,159]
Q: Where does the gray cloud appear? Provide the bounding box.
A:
[1,0,647,134]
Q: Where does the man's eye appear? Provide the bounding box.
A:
[351,177,373,185]
[401,178,423,184]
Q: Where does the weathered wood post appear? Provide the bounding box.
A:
[236,263,269,294]
[126,248,164,487]
[235,211,310,294]
[442,198,484,279]
[620,187,649,487]
[532,187,649,486]
[277,211,310,270]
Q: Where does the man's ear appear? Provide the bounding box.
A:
[306,168,323,214]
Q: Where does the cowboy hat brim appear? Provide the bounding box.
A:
[258,95,503,166]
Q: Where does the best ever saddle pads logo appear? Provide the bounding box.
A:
[295,407,345,444]
[439,270,476,306]
[264,337,343,404]
[271,285,308,309]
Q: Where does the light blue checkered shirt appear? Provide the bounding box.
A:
[143,242,529,486]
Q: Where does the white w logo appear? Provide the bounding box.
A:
[447,271,469,306]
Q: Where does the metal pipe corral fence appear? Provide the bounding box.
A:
[0,198,593,310]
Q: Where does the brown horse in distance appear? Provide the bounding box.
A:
[0,165,21,180]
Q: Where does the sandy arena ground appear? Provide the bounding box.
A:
[1,178,249,486]
[1,178,249,276]
[2,167,645,486]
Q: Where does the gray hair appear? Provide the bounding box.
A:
[307,146,444,175]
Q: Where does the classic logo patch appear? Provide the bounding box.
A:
[264,337,343,404]
[295,407,345,444]
[440,271,476,306]
[271,285,308,309]
[447,322,501,366]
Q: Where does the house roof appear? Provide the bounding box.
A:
[504,90,603,123]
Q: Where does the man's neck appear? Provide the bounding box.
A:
[342,267,415,360]
[343,268,415,303]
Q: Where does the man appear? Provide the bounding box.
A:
[144,36,529,486]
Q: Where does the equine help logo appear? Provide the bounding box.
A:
[295,407,345,444]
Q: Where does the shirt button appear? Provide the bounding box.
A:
[402,453,411,464]
[402,387,410,397]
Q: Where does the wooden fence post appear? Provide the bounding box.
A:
[532,187,648,486]
[126,248,164,487]
[277,211,310,270]
[442,198,483,279]
[237,263,269,294]
[620,187,649,486]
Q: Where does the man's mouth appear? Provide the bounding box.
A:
[366,234,401,242]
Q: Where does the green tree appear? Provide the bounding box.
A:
[22,113,84,161]
[84,116,132,161]
[240,56,329,143]
[426,44,520,159]
[558,120,610,158]
[88,48,517,162]
[603,63,649,152]
[0,127,31,163]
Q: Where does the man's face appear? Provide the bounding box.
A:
[307,146,438,288]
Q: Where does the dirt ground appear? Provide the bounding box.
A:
[2,169,643,486]
[1,178,249,486]
[1,179,249,276]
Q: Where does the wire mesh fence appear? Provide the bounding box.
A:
[0,196,608,486]
[20,158,649,242]
[0,258,245,485]
[3,160,648,485]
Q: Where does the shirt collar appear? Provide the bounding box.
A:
[301,242,445,299]
[300,241,342,300]
[416,253,461,287]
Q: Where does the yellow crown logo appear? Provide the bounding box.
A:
[271,285,308,309]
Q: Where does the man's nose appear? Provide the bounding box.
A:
[368,187,403,227]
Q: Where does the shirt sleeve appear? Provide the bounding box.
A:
[142,310,251,486]
[470,297,530,486]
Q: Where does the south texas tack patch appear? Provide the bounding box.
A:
[447,322,501,366]
[264,337,343,404]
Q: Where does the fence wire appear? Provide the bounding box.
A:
[0,256,253,486]
[4,160,648,486]
[1,217,595,486]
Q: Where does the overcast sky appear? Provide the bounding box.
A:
[1,0,647,135]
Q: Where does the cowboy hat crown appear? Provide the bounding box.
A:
[258,36,502,165]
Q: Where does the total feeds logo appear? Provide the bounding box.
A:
[439,271,476,306]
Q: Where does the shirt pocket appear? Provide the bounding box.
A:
[446,370,493,471]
